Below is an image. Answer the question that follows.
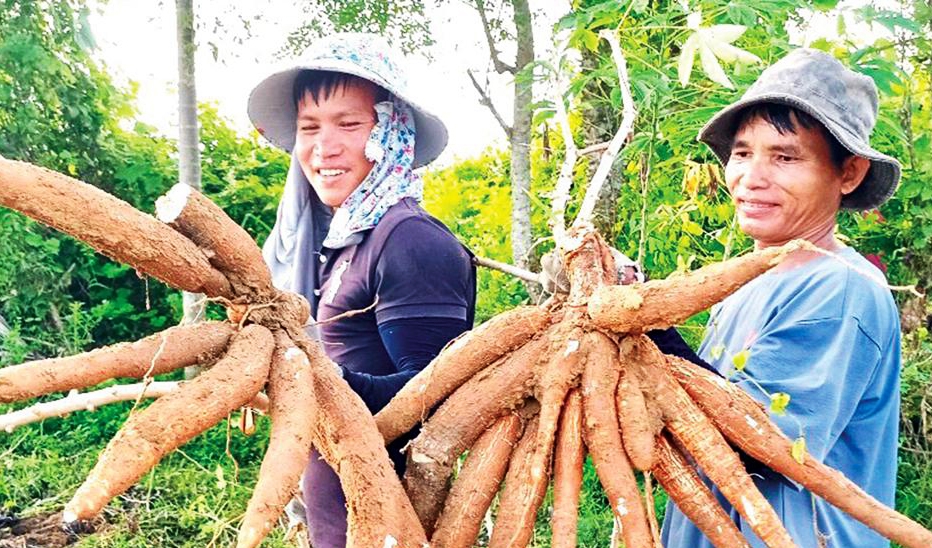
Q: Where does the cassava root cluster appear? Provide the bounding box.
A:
[2,158,931,548]
[0,159,425,548]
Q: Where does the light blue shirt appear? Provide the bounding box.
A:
[661,246,901,548]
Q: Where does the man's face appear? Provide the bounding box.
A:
[725,114,864,248]
[295,81,379,208]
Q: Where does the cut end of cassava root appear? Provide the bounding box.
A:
[154,182,192,223]
[155,184,272,296]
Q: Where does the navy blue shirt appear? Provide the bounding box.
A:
[303,197,476,548]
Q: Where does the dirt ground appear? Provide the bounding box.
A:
[0,511,101,548]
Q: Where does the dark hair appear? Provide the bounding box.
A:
[292,70,389,107]
[731,103,853,169]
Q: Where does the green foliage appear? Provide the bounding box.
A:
[423,150,531,322]
[281,0,433,56]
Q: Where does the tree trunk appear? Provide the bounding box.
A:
[175,0,206,377]
[510,0,534,283]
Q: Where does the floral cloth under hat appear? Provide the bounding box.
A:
[323,98,422,249]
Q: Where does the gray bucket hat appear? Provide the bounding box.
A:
[698,48,901,210]
[247,32,448,168]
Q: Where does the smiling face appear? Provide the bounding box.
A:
[294,79,380,208]
[725,111,870,249]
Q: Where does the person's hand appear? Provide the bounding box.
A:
[540,247,644,294]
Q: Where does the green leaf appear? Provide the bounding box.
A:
[732,349,750,372]
[770,392,791,415]
[579,28,600,51]
[791,436,807,464]
[812,0,840,11]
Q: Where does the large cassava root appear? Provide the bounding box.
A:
[291,331,429,547]
[156,182,273,297]
[652,433,750,548]
[582,331,655,548]
[0,159,232,297]
[0,321,234,403]
[587,242,803,333]
[631,335,796,548]
[237,332,316,548]
[550,389,585,548]
[431,407,530,548]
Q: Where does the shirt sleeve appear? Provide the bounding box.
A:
[341,317,470,412]
[647,327,719,375]
[372,217,475,324]
[738,315,882,466]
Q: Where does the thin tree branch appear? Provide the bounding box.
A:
[579,141,610,156]
[0,382,269,433]
[551,78,578,251]
[473,255,541,285]
[575,31,637,228]
[467,69,512,136]
[474,0,516,74]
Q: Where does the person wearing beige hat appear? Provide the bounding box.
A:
[661,48,902,547]
[248,33,476,547]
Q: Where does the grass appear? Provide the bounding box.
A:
[0,397,293,548]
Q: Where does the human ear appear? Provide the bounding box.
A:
[840,156,871,196]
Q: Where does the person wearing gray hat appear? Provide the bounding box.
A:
[249,33,476,547]
[661,48,902,547]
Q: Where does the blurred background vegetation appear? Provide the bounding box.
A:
[1,0,930,546]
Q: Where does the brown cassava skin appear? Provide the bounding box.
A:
[669,356,932,548]
[64,324,274,521]
[587,242,801,332]
[493,328,585,546]
[0,322,235,403]
[551,389,585,548]
[488,414,544,548]
[404,333,548,533]
[158,185,273,297]
[236,332,316,548]
[376,305,551,443]
[562,229,618,306]
[630,337,797,548]
[0,159,232,297]
[643,472,663,546]
[291,331,428,548]
[653,433,750,548]
[581,332,656,548]
[431,412,525,548]
[502,325,587,544]
[616,358,657,471]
